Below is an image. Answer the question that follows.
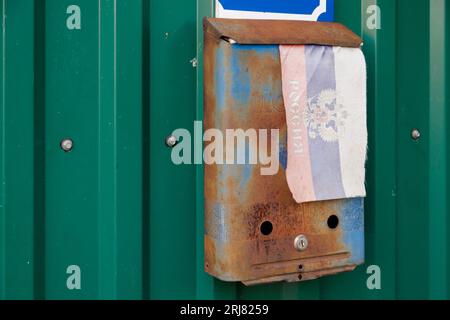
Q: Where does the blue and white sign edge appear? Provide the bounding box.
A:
[215,0,330,21]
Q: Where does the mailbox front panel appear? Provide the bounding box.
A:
[204,36,364,285]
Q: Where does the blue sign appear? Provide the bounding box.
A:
[216,0,334,22]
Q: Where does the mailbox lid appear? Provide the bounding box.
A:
[204,17,363,47]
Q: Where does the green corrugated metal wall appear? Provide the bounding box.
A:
[0,0,448,300]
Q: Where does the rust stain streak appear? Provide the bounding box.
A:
[251,251,350,267]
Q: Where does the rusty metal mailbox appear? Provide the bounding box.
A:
[203,18,364,285]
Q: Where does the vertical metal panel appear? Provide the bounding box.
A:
[429,0,448,299]
[0,0,449,300]
[46,0,100,299]
[1,0,145,300]
[359,0,397,300]
[149,0,197,299]
[0,0,36,300]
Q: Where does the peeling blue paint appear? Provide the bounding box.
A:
[231,47,251,106]
[279,134,288,171]
[239,145,253,190]
[212,203,229,242]
[230,45,280,108]
[215,47,227,112]
[262,83,273,103]
[340,198,365,264]
[233,44,278,53]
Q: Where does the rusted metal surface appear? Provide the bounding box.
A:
[203,21,364,285]
[204,17,363,47]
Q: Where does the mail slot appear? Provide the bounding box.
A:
[203,18,365,285]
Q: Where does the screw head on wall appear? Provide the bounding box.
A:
[60,138,74,152]
[411,129,421,140]
[165,135,178,148]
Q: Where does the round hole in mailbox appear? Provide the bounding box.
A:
[260,221,273,236]
[327,215,340,229]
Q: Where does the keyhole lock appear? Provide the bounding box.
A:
[294,235,309,252]
[60,138,74,152]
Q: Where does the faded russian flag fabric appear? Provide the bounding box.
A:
[279,45,367,204]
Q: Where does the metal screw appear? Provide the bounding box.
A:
[165,135,178,148]
[411,129,421,140]
[60,138,73,152]
[294,235,309,252]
